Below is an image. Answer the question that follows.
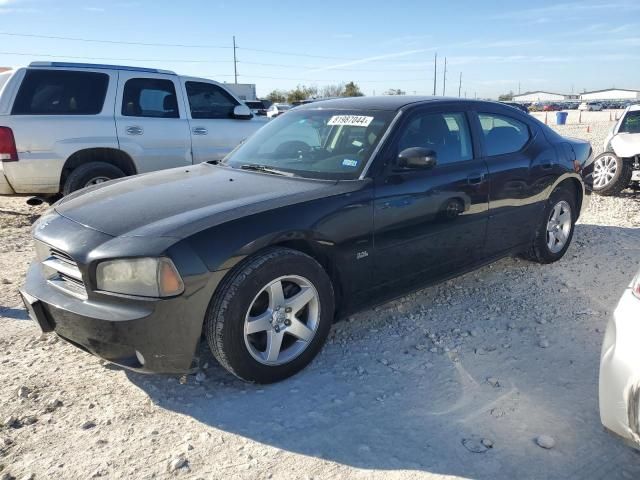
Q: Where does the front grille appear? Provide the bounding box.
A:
[40,246,87,299]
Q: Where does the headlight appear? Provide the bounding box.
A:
[96,257,184,297]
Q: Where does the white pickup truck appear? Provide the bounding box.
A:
[0,62,268,196]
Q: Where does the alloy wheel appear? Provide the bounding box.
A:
[546,200,572,253]
[243,275,320,366]
[593,155,617,189]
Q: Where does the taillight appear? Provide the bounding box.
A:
[0,127,18,162]
[632,271,640,300]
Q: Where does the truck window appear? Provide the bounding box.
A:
[122,78,179,118]
[12,69,109,115]
[185,81,238,119]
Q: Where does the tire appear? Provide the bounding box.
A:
[62,161,125,195]
[523,185,577,264]
[204,247,335,383]
[592,152,633,196]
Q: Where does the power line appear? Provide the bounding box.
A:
[0,50,232,63]
[0,31,232,49]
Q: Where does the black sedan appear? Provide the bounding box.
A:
[21,97,592,383]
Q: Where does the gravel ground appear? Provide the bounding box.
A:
[1,121,640,480]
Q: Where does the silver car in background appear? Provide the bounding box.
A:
[600,268,640,449]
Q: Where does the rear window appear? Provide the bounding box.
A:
[12,69,109,115]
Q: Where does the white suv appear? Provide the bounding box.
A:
[0,62,268,196]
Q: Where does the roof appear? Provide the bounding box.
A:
[582,88,640,94]
[297,95,471,111]
[28,61,176,75]
[513,91,567,97]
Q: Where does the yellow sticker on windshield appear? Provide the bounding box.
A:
[327,115,374,127]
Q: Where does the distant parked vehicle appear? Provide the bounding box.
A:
[585,104,640,195]
[244,100,268,116]
[0,62,268,197]
[578,102,603,111]
[543,103,562,112]
[266,103,291,118]
[600,267,640,450]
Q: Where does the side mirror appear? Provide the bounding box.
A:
[397,147,437,169]
[233,104,253,119]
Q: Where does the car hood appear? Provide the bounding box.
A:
[610,133,640,158]
[54,164,351,238]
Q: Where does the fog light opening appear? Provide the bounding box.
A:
[135,350,145,366]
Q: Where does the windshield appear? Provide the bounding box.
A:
[620,110,640,133]
[223,108,395,180]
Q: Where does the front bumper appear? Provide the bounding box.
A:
[21,260,215,375]
[0,162,16,194]
[599,286,640,449]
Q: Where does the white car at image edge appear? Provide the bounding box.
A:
[600,268,640,449]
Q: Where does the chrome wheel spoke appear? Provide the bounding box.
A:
[265,330,284,363]
[287,318,314,342]
[285,286,315,314]
[245,311,272,334]
[545,199,572,253]
[268,281,285,308]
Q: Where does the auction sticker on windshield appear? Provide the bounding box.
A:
[328,115,374,127]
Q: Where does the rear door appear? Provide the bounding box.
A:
[471,108,552,255]
[180,78,265,163]
[115,72,192,173]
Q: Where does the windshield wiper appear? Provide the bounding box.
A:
[239,164,292,176]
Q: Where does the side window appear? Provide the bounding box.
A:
[397,111,473,165]
[185,81,237,119]
[12,69,109,115]
[478,113,530,156]
[122,78,179,118]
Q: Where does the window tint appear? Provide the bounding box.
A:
[185,81,237,119]
[12,69,108,115]
[122,78,179,118]
[397,112,473,165]
[478,113,530,156]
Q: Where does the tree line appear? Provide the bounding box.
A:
[264,82,408,103]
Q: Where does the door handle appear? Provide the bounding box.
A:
[192,127,208,135]
[541,162,553,170]
[125,126,143,136]
[467,172,485,185]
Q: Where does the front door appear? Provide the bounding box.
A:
[372,106,489,288]
[180,79,265,163]
[115,72,192,173]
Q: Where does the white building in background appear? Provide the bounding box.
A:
[580,89,640,101]
[512,91,572,102]
[223,83,257,101]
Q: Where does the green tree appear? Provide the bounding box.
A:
[498,91,514,101]
[343,81,364,97]
[287,85,318,103]
[321,84,345,98]
[266,90,286,103]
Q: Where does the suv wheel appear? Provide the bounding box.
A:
[62,161,125,195]
[524,185,576,264]
[592,152,633,196]
[204,248,334,383]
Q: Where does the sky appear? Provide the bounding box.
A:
[0,0,639,99]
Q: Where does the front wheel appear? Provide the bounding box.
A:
[204,248,334,383]
[523,186,577,264]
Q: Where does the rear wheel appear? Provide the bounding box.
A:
[62,161,125,195]
[524,186,576,264]
[204,248,334,383]
[592,153,633,196]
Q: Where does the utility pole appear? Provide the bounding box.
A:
[432,52,437,96]
[518,81,521,94]
[233,35,238,84]
[442,57,447,96]
[458,72,462,97]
